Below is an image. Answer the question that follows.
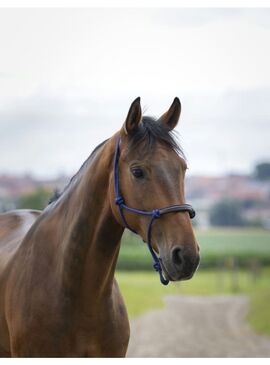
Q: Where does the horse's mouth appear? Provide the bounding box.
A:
[159,258,198,282]
[159,258,174,282]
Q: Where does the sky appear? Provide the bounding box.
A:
[0,8,269,178]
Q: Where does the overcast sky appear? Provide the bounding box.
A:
[0,8,269,178]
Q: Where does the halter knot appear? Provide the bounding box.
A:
[115,196,124,206]
[153,261,162,272]
[152,209,160,218]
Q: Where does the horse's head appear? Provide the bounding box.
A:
[110,97,200,282]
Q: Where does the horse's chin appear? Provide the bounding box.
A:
[159,258,196,282]
[159,258,174,282]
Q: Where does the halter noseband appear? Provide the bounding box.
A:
[113,135,196,285]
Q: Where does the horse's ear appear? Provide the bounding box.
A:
[158,97,181,130]
[121,97,142,135]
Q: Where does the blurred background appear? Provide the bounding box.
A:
[0,7,269,357]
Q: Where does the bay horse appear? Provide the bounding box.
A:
[0,97,200,357]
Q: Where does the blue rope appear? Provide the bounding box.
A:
[113,134,195,286]
[113,135,169,284]
[146,215,169,285]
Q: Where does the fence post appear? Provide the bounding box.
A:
[217,259,225,291]
[249,258,261,284]
[226,257,239,292]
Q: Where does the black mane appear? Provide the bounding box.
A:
[48,116,183,205]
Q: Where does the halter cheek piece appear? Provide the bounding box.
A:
[113,135,196,285]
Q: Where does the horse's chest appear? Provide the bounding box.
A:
[73,313,130,357]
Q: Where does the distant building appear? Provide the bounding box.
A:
[186,174,270,228]
[0,173,269,227]
[0,174,69,212]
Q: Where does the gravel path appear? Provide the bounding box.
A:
[127,295,270,357]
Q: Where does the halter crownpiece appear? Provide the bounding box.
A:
[113,135,196,285]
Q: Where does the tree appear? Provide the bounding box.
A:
[17,188,53,211]
[255,162,270,181]
[209,199,245,227]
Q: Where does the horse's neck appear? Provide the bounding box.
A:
[46,136,123,309]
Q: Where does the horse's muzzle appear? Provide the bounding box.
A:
[161,247,200,282]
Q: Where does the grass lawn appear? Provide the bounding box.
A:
[116,268,270,336]
[117,228,270,269]
[197,228,270,263]
[116,228,270,335]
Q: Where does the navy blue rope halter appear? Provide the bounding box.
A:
[113,135,196,285]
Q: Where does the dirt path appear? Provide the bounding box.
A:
[127,295,270,357]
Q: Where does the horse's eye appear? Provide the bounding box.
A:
[131,168,144,178]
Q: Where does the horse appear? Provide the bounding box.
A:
[0,97,200,357]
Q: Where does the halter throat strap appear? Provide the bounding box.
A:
[113,135,196,285]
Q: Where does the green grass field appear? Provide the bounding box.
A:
[117,228,270,269]
[116,269,270,336]
[116,228,270,336]
[197,228,270,265]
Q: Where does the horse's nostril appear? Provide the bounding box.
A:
[172,247,184,268]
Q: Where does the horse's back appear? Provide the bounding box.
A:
[0,210,41,356]
[0,210,41,271]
